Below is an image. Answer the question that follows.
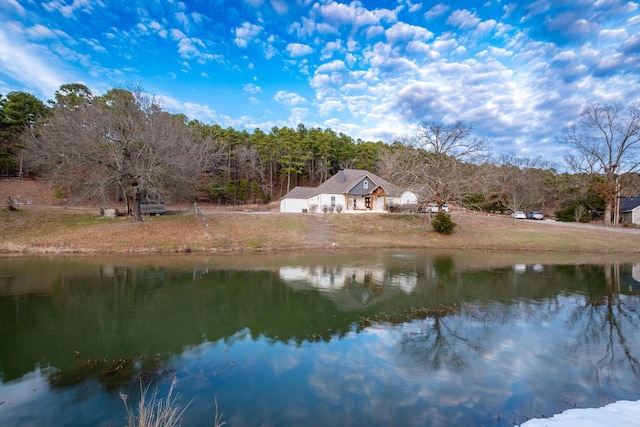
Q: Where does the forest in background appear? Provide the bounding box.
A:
[1,84,639,224]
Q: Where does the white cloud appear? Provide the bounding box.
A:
[270,0,288,15]
[447,9,481,30]
[385,22,433,44]
[25,24,63,40]
[243,83,262,94]
[3,0,26,15]
[274,90,306,107]
[425,3,450,20]
[42,0,104,18]
[234,22,263,48]
[315,59,347,74]
[0,27,67,96]
[318,1,380,30]
[286,42,313,57]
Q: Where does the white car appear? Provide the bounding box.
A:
[426,203,449,213]
[511,211,526,219]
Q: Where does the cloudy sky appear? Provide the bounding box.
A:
[1,0,639,161]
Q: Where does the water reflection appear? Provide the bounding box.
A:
[0,252,639,426]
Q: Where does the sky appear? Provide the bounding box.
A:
[1,0,639,163]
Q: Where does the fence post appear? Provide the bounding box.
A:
[193,202,210,236]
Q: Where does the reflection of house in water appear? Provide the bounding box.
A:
[513,264,544,274]
[621,264,640,293]
[279,265,417,311]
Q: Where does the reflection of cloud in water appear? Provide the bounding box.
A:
[0,367,50,412]
[271,349,301,375]
[302,296,626,425]
[305,327,460,425]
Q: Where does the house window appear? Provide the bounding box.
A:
[331,196,335,206]
[363,180,369,190]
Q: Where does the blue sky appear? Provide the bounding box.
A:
[1,0,639,162]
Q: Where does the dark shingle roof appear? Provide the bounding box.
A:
[619,197,640,212]
[282,169,403,199]
[282,186,317,199]
[316,169,402,195]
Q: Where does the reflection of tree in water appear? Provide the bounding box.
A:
[432,256,455,279]
[398,307,486,372]
[400,255,478,371]
[567,266,640,390]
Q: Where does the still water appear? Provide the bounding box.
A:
[1,250,639,427]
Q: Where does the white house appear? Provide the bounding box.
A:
[280,169,415,213]
[619,197,640,225]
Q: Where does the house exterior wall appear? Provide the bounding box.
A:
[280,197,309,213]
[620,208,640,225]
[281,193,402,213]
[317,194,346,211]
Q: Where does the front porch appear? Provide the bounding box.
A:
[345,187,388,212]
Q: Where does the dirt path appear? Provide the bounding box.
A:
[305,214,336,249]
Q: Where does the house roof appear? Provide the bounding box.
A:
[282,186,317,199]
[620,197,640,212]
[282,169,403,199]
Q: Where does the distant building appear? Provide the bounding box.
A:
[619,197,640,225]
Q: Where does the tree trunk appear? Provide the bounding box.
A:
[132,190,143,222]
[604,203,612,227]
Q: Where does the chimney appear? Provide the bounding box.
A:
[338,169,345,182]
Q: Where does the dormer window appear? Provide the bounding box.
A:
[363,180,369,189]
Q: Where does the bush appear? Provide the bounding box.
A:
[6,195,17,211]
[431,211,457,235]
[555,205,592,223]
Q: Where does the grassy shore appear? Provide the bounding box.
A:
[2,204,640,257]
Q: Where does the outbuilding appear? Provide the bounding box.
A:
[619,197,640,225]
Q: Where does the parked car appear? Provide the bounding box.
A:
[425,203,449,213]
[527,211,544,220]
[511,211,527,219]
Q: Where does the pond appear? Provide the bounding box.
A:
[1,250,639,427]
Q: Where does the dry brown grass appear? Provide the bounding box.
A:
[2,179,639,255]
[2,203,640,256]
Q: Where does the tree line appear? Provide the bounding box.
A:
[1,84,639,225]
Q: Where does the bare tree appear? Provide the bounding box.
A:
[561,103,640,226]
[23,86,219,221]
[379,121,486,211]
[492,154,551,213]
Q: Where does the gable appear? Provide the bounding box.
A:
[349,176,378,195]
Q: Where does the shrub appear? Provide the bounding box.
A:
[431,211,457,235]
[6,195,17,211]
[120,379,225,427]
[121,378,191,427]
[555,205,592,223]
